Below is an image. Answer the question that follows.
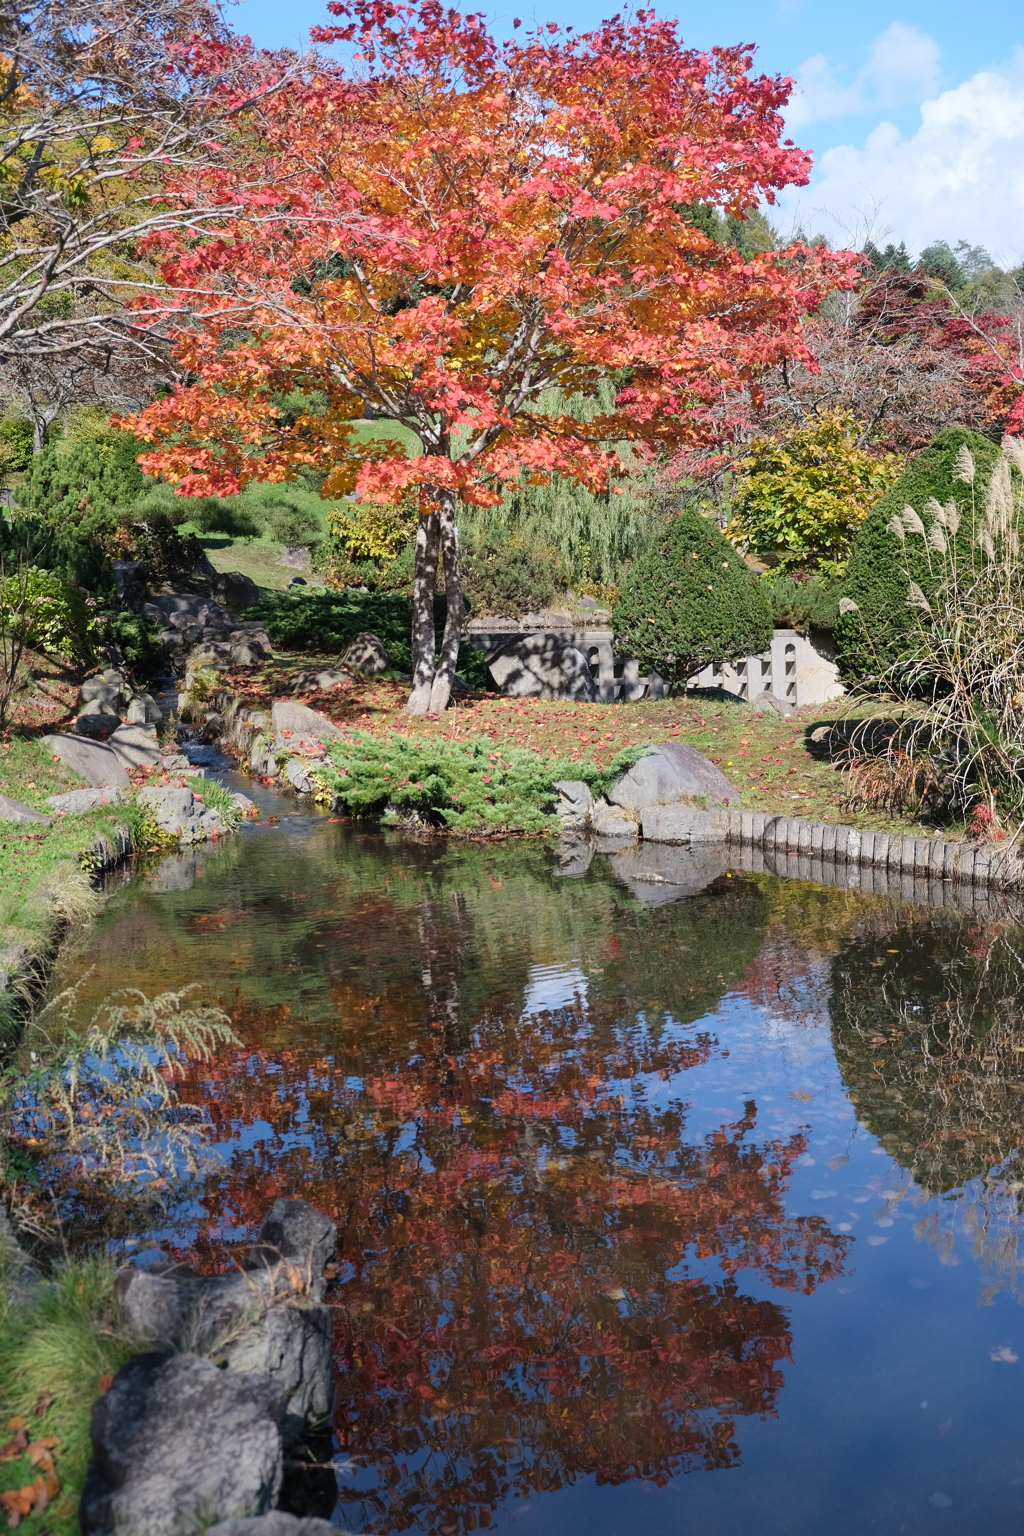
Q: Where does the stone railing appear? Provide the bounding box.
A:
[465,621,842,707]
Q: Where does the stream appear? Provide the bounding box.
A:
[45,757,1024,1536]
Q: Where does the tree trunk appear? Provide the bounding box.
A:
[428,489,465,714]
[406,508,441,715]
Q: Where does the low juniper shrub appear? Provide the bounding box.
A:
[314,732,646,834]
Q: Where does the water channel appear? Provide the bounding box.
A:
[47,761,1024,1535]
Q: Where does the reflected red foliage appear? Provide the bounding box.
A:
[169,926,847,1532]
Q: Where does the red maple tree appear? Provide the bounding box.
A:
[126,0,857,711]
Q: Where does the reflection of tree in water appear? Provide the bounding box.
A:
[167,873,847,1534]
[829,908,1024,1301]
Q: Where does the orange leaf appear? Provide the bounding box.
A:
[96,1375,113,1395]
[32,1393,52,1419]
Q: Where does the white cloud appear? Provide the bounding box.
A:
[786,22,941,128]
[778,49,1024,258]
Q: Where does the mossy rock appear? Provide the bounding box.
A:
[835,427,1000,685]
[611,502,773,684]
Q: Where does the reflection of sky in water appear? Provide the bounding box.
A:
[61,821,1024,1536]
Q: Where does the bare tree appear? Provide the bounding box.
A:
[0,0,301,361]
[0,326,173,449]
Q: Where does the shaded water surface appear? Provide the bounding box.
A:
[51,792,1024,1535]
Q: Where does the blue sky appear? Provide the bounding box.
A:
[230,0,1024,258]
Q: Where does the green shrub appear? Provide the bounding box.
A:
[762,573,841,633]
[1,566,94,661]
[461,537,562,617]
[836,427,1001,686]
[0,417,33,477]
[253,587,447,670]
[113,515,202,584]
[0,515,111,597]
[315,731,645,833]
[611,504,774,686]
[93,611,164,680]
[15,428,145,540]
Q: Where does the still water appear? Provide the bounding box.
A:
[50,779,1024,1535]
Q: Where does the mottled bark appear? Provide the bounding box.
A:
[406,508,440,715]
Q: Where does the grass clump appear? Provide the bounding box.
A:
[315,731,646,833]
[0,1255,132,1535]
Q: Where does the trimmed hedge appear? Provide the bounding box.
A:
[835,427,1000,685]
[611,503,773,685]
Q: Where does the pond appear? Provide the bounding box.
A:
[48,772,1024,1536]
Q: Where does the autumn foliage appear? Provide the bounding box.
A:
[126,0,857,710]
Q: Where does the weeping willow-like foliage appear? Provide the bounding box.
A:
[457,386,663,592]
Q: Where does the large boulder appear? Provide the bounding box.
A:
[338,631,389,674]
[0,793,50,826]
[271,701,344,745]
[44,735,130,789]
[212,571,262,610]
[126,695,163,727]
[108,725,163,770]
[605,741,740,814]
[47,788,128,815]
[251,1199,337,1284]
[487,633,597,701]
[79,1352,283,1536]
[137,786,223,843]
[552,780,593,832]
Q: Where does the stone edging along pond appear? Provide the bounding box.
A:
[642,804,1024,890]
[194,684,1024,894]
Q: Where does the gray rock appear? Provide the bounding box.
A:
[338,631,389,674]
[487,634,597,701]
[149,591,235,630]
[231,643,262,667]
[276,545,313,571]
[553,779,593,831]
[47,787,128,815]
[210,1290,334,1444]
[126,695,162,727]
[285,758,317,794]
[751,689,794,717]
[79,1352,282,1536]
[75,713,123,738]
[114,1263,196,1348]
[270,701,344,744]
[607,840,731,905]
[108,725,164,770]
[137,786,197,834]
[211,571,261,610]
[590,798,639,838]
[81,679,124,709]
[0,1202,46,1307]
[231,792,258,817]
[207,1517,341,1536]
[640,804,728,844]
[0,792,50,825]
[290,666,351,694]
[44,734,130,789]
[159,753,191,770]
[606,741,740,814]
[252,1199,337,1282]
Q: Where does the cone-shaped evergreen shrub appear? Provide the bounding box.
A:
[611,506,773,685]
[835,427,1001,686]
[15,428,146,540]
